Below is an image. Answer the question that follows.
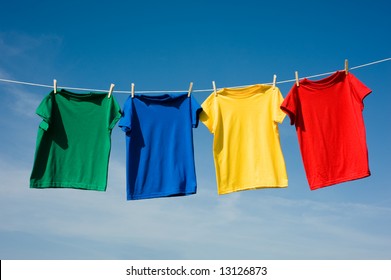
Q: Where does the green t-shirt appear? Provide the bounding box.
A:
[30,89,122,191]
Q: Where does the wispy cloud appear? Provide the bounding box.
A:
[0,32,62,120]
[0,31,63,89]
[0,155,390,260]
[0,31,62,59]
[0,67,12,80]
[0,84,42,119]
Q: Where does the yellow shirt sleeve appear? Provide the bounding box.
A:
[200,94,216,133]
[273,88,287,124]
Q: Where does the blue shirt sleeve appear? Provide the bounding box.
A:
[118,96,133,134]
[190,95,202,128]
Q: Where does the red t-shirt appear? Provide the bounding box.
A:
[281,71,372,190]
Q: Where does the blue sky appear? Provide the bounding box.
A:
[0,0,390,259]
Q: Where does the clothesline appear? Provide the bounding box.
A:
[0,57,390,94]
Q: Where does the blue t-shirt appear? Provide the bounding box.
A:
[119,94,202,200]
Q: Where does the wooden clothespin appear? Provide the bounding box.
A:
[345,59,349,75]
[131,83,135,98]
[295,71,300,87]
[272,74,277,89]
[108,83,115,98]
[187,82,193,97]
[53,79,57,94]
[212,81,217,96]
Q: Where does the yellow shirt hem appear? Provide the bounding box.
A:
[218,183,288,195]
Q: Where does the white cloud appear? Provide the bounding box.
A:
[1,154,390,260]
[0,67,12,79]
[0,32,62,59]
[2,84,43,118]
[0,64,46,121]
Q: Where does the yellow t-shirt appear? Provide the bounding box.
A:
[200,84,288,194]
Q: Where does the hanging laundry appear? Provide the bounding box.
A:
[30,89,122,191]
[281,71,372,190]
[200,84,288,195]
[119,94,202,200]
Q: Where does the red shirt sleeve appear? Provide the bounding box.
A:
[280,85,298,125]
[348,73,372,110]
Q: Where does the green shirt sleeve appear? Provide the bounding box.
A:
[36,92,54,131]
[108,95,122,130]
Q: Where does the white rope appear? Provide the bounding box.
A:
[350,57,391,70]
[0,57,390,94]
[0,78,53,89]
